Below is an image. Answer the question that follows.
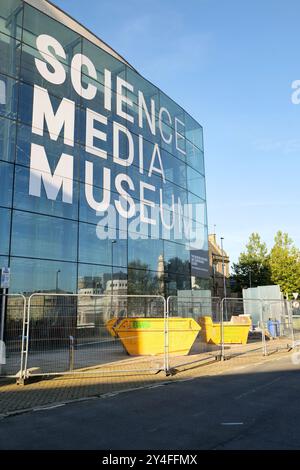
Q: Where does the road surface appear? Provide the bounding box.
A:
[0,353,299,449]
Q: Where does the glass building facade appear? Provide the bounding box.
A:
[0,0,208,299]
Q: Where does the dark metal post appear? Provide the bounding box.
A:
[220,237,228,320]
[56,269,61,293]
[69,335,74,371]
[111,240,116,316]
[0,288,7,373]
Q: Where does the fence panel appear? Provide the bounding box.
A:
[0,293,26,377]
[22,294,166,379]
[291,300,300,349]
[166,296,222,372]
[220,298,265,360]
[13,293,297,383]
[262,300,293,355]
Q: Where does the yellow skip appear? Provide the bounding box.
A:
[199,316,251,345]
[114,317,201,356]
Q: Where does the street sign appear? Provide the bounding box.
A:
[293,293,299,300]
[1,267,10,289]
[292,301,300,309]
[190,250,209,278]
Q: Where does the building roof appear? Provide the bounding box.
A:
[208,234,230,263]
[23,0,137,71]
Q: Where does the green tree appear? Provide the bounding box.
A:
[127,260,160,295]
[127,261,163,316]
[165,257,191,293]
[269,231,300,297]
[239,233,268,264]
[231,232,271,293]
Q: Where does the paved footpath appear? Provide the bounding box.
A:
[0,343,284,417]
[1,349,300,449]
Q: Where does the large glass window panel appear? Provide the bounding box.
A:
[79,181,128,231]
[165,272,191,296]
[82,126,162,181]
[82,39,126,93]
[158,119,173,152]
[9,257,77,294]
[82,106,155,161]
[158,207,188,245]
[80,87,133,140]
[0,207,11,255]
[127,103,160,147]
[126,68,159,108]
[80,108,160,170]
[11,211,78,261]
[80,182,111,226]
[79,160,162,227]
[184,218,201,249]
[79,222,127,267]
[0,74,18,119]
[80,79,113,127]
[81,166,116,199]
[174,121,186,156]
[130,162,163,206]
[193,277,211,291]
[0,116,16,162]
[188,223,208,251]
[135,133,164,181]
[17,82,81,143]
[0,161,13,207]
[159,90,185,133]
[158,120,186,162]
[16,81,33,125]
[164,240,190,275]
[22,4,82,63]
[186,140,204,175]
[78,263,127,294]
[128,236,163,272]
[78,263,128,321]
[79,128,126,183]
[161,180,188,209]
[187,192,207,225]
[14,164,79,220]
[20,42,81,103]
[185,113,204,150]
[0,255,8,269]
[161,149,187,189]
[16,121,80,180]
[0,1,23,40]
[187,167,206,199]
[125,69,160,144]
[0,32,21,78]
[127,213,152,240]
[128,267,161,295]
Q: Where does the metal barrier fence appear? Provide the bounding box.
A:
[0,293,26,378]
[261,299,294,356]
[220,298,266,360]
[166,296,222,371]
[1,293,299,384]
[291,298,300,349]
[19,293,166,381]
[220,298,294,360]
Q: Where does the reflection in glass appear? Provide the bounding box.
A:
[0,0,209,297]
[0,1,23,41]
[0,161,13,206]
[9,257,77,294]
[11,210,78,261]
[0,207,11,255]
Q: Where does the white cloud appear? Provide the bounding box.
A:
[253,138,300,154]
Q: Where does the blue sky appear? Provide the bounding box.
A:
[54,0,300,265]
